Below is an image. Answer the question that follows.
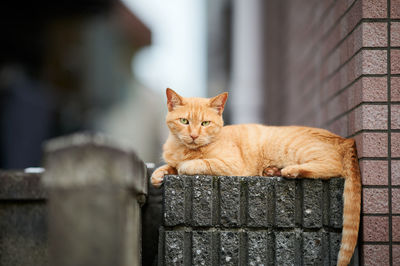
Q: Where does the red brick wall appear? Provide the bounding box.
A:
[267,0,399,264]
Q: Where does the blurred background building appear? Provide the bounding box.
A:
[0,0,398,264]
[0,0,161,168]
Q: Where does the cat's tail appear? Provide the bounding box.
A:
[337,138,361,266]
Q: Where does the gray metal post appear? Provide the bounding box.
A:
[42,133,147,266]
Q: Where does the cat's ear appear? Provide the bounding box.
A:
[166,88,183,111]
[209,92,228,115]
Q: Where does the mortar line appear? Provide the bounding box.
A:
[346,128,398,139]
[363,185,398,188]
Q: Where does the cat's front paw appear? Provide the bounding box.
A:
[150,169,166,188]
[151,168,166,188]
[177,160,206,175]
[281,166,300,178]
[151,165,177,188]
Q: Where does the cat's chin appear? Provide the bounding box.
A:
[184,142,203,149]
[183,140,209,149]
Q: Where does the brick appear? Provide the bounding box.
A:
[354,132,388,158]
[362,188,389,213]
[391,0,400,18]
[275,231,301,266]
[362,22,387,47]
[392,22,400,46]
[362,216,389,241]
[351,104,387,133]
[163,175,189,226]
[393,188,400,214]
[359,50,387,75]
[391,77,400,101]
[192,175,214,226]
[329,232,342,266]
[392,216,400,241]
[392,160,400,185]
[360,105,387,130]
[247,231,274,266]
[344,0,363,40]
[392,49,400,74]
[164,230,190,265]
[392,133,400,157]
[393,245,400,265]
[275,178,297,227]
[349,77,387,108]
[302,231,325,265]
[328,178,345,228]
[219,176,242,227]
[247,177,275,227]
[220,231,240,265]
[192,231,217,265]
[362,244,390,266]
[359,160,388,185]
[361,77,388,101]
[391,105,400,129]
[302,179,323,228]
[362,0,387,18]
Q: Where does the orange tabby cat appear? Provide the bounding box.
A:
[151,88,361,266]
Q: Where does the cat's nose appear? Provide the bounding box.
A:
[190,135,199,140]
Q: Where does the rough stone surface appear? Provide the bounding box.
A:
[275,178,296,227]
[275,231,301,266]
[192,175,214,226]
[302,179,323,228]
[220,231,240,265]
[160,175,347,265]
[247,231,274,266]
[330,232,342,266]
[164,230,189,265]
[247,177,275,227]
[328,178,345,228]
[302,231,324,265]
[192,231,215,266]
[219,176,241,227]
[164,175,187,226]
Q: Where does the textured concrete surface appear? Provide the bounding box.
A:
[0,171,47,199]
[159,175,347,265]
[0,171,48,266]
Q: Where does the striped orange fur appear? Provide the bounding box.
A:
[151,88,361,265]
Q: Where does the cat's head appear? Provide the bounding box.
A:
[165,88,228,149]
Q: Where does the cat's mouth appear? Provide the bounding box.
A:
[183,139,205,149]
[187,140,199,146]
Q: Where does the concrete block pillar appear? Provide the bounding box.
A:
[42,133,147,266]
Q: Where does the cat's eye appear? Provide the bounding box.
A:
[180,118,189,124]
[201,121,210,126]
